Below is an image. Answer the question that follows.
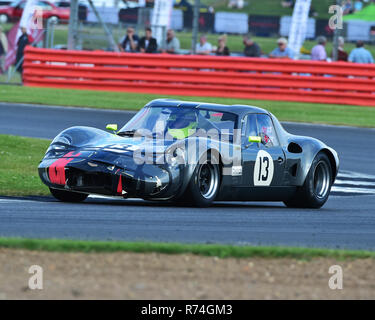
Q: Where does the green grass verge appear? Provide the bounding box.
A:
[0,73,22,84]
[0,134,50,196]
[0,237,374,260]
[1,85,375,127]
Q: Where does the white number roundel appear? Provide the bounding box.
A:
[253,150,274,186]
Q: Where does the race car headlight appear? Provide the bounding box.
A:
[51,135,72,146]
[45,135,74,157]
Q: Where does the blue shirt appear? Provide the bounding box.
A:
[270,47,294,59]
[349,47,374,64]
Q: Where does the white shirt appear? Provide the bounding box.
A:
[196,42,212,54]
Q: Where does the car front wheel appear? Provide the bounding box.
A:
[50,188,88,203]
[284,152,333,209]
[184,154,220,207]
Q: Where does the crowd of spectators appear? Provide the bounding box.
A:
[118,27,180,54]
[342,0,371,15]
[309,35,374,63]
[117,27,374,64]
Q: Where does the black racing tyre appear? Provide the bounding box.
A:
[183,154,220,207]
[284,152,333,209]
[50,188,88,203]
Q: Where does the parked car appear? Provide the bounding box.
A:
[0,0,12,22]
[0,0,70,23]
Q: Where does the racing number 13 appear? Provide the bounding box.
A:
[253,150,274,186]
[258,156,269,182]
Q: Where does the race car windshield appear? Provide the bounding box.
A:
[119,107,237,139]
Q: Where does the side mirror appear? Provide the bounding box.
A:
[248,136,261,143]
[106,124,118,134]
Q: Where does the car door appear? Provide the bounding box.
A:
[240,113,260,186]
[254,114,286,187]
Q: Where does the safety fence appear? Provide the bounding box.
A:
[23,46,375,106]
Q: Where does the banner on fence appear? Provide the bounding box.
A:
[346,20,375,41]
[87,6,119,24]
[248,15,280,37]
[151,0,174,46]
[170,9,184,31]
[287,0,312,59]
[214,12,248,34]
[4,0,43,71]
[118,8,139,24]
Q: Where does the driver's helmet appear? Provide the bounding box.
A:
[167,109,197,139]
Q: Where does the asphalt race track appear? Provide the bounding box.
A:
[0,102,375,250]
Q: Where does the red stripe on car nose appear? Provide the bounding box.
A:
[48,152,81,185]
[117,175,123,194]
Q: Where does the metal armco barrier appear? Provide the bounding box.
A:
[23,46,375,106]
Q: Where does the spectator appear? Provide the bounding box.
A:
[118,27,139,53]
[16,27,31,73]
[0,26,8,73]
[243,35,261,57]
[349,40,374,63]
[215,35,230,56]
[228,0,244,9]
[269,37,294,59]
[354,0,363,11]
[138,27,158,54]
[331,36,348,61]
[343,0,353,14]
[311,36,327,61]
[195,35,212,55]
[161,29,180,54]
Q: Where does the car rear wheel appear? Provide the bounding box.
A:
[284,152,332,209]
[183,154,220,207]
[50,188,88,203]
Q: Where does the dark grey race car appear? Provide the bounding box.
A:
[38,99,339,208]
